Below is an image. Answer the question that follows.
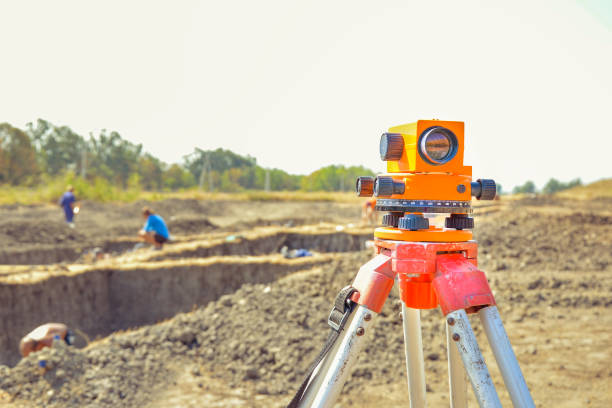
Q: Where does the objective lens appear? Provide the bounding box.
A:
[418,127,457,165]
[424,132,451,160]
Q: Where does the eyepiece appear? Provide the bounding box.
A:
[418,126,458,165]
[380,133,404,161]
[356,176,374,197]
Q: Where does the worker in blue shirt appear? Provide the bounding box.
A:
[59,185,80,228]
[138,206,170,249]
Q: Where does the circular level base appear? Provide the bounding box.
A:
[374,227,472,242]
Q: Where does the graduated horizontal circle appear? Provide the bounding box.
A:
[375,198,472,214]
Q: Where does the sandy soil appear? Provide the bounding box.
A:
[0,196,611,407]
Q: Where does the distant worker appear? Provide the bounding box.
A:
[19,323,74,357]
[59,185,80,228]
[138,206,170,250]
[362,197,377,225]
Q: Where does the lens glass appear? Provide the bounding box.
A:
[424,132,451,160]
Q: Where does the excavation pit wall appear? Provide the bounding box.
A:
[148,228,372,262]
[0,255,337,367]
[0,228,371,367]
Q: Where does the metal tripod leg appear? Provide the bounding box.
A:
[446,309,502,408]
[401,304,426,408]
[479,306,535,408]
[298,305,377,408]
[446,320,468,408]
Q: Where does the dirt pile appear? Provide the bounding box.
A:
[0,220,86,245]
[474,209,612,272]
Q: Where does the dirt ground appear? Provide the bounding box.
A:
[0,199,359,264]
[0,196,611,407]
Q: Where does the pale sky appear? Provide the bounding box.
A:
[0,0,610,191]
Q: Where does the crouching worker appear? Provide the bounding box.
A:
[138,206,170,250]
[19,323,74,357]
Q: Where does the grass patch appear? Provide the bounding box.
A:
[556,178,612,200]
[0,175,363,205]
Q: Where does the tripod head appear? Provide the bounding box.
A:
[356,120,496,242]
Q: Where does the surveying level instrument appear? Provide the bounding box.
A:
[288,120,534,408]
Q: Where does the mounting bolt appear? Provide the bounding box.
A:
[356,327,365,336]
[447,317,455,326]
[364,313,372,322]
[452,333,460,342]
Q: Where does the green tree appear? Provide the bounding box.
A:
[542,178,582,194]
[138,153,165,190]
[88,130,143,188]
[301,165,374,192]
[162,164,196,190]
[26,119,87,176]
[512,180,536,194]
[0,123,39,184]
[184,148,257,181]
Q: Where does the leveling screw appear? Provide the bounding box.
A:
[447,317,455,326]
[452,333,461,342]
[364,313,372,321]
[356,327,365,336]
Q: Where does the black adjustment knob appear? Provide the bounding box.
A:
[398,214,429,231]
[380,133,404,161]
[382,212,402,228]
[478,179,497,200]
[471,179,497,200]
[445,214,474,230]
[356,176,374,197]
[374,177,405,197]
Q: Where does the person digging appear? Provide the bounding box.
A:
[19,323,75,357]
[138,206,170,250]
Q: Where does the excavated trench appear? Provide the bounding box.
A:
[0,228,370,367]
[0,227,369,265]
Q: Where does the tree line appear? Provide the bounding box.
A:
[512,178,582,195]
[0,119,374,192]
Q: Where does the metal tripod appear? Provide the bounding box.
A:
[295,238,535,408]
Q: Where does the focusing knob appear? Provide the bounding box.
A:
[471,179,497,200]
[382,212,402,228]
[374,177,405,197]
[380,133,404,161]
[398,214,429,231]
[445,214,474,230]
[356,176,374,197]
[477,179,497,200]
[374,177,394,197]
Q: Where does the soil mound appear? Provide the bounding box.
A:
[474,209,612,272]
[0,220,85,246]
[166,216,217,235]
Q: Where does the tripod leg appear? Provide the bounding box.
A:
[478,306,535,408]
[446,320,468,408]
[447,309,502,408]
[401,304,426,408]
[299,305,377,408]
